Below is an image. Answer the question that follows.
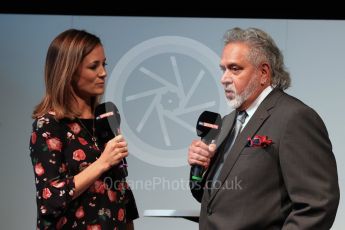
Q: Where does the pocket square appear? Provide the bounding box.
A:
[247,135,273,148]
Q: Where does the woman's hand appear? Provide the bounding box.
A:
[98,135,128,171]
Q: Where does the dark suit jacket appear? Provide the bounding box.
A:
[190,89,340,230]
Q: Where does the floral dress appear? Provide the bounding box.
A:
[30,113,139,229]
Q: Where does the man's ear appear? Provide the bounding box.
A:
[260,63,270,85]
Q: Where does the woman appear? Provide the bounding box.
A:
[30,29,139,229]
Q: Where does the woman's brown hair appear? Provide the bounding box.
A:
[32,29,102,119]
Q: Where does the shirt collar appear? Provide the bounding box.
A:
[242,86,273,127]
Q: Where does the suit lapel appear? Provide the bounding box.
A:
[204,111,236,185]
[215,112,236,150]
[202,112,236,200]
[209,89,283,201]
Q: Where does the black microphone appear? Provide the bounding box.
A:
[191,111,222,182]
[94,102,128,178]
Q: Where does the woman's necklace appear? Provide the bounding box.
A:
[77,117,98,148]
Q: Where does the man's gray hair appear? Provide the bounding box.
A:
[223,27,291,90]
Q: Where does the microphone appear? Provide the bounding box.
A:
[94,102,128,178]
[191,111,222,182]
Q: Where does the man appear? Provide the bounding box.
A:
[188,27,339,229]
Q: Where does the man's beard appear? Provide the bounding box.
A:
[226,74,260,109]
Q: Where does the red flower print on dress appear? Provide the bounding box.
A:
[34,163,45,176]
[56,216,67,229]
[78,137,88,145]
[124,182,129,190]
[79,162,91,171]
[50,180,66,188]
[117,182,124,191]
[31,132,37,144]
[46,137,62,152]
[117,208,125,222]
[87,224,102,230]
[107,189,117,202]
[75,206,85,219]
[90,180,106,194]
[68,122,81,135]
[42,188,52,199]
[73,149,86,161]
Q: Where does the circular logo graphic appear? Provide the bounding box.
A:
[105,36,226,167]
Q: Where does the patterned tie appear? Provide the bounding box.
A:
[210,110,248,189]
